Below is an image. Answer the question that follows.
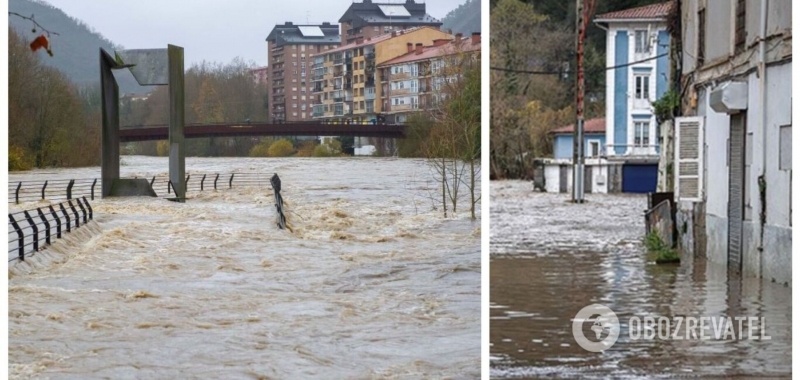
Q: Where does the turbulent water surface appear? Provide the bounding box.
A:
[490,180,791,379]
[9,156,481,379]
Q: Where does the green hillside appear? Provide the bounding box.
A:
[441,0,481,35]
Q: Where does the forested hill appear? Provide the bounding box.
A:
[441,0,481,35]
[9,0,147,94]
[490,0,667,48]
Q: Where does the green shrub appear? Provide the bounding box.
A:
[9,145,31,171]
[313,139,342,157]
[268,139,295,157]
[644,231,680,262]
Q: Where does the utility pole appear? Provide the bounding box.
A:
[572,0,585,203]
[572,0,594,203]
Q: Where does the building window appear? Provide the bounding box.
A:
[634,30,649,53]
[634,121,650,147]
[735,0,746,52]
[634,74,650,100]
[780,125,792,170]
[589,141,600,157]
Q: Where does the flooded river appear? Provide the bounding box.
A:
[490,181,791,379]
[9,156,480,379]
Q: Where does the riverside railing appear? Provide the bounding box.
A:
[8,172,274,203]
[8,197,94,262]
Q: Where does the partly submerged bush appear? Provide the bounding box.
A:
[644,231,680,263]
[9,145,31,171]
[268,139,295,157]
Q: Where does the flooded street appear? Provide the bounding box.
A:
[490,180,791,379]
[9,156,480,379]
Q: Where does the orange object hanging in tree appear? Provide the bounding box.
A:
[29,34,53,56]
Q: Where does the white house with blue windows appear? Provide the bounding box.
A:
[594,2,672,193]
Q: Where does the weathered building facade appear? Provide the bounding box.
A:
[675,0,791,284]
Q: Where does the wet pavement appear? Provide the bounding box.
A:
[490,181,791,379]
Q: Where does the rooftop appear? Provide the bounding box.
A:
[339,0,442,29]
[378,34,480,67]
[314,26,430,56]
[594,1,673,22]
[551,118,606,134]
[266,22,340,46]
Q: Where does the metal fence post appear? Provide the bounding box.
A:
[37,208,51,245]
[68,200,80,228]
[91,179,98,200]
[9,214,24,261]
[201,174,206,191]
[49,205,62,238]
[67,179,75,200]
[15,182,21,204]
[229,173,235,189]
[214,174,219,190]
[23,210,38,252]
[41,180,48,200]
[83,196,93,220]
[60,203,71,232]
[76,198,88,224]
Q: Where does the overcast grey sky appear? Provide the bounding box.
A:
[41,0,466,67]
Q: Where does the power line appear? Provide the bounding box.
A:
[490,52,668,75]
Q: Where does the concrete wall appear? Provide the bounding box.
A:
[542,160,610,194]
[696,64,792,285]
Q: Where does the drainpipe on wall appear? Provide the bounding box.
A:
[757,0,768,253]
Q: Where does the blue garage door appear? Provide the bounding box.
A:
[622,164,658,193]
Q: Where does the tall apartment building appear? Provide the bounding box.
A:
[311,26,453,124]
[378,33,481,123]
[266,22,340,122]
[339,0,442,46]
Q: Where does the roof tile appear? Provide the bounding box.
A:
[595,1,673,21]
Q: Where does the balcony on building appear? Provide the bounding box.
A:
[365,87,376,101]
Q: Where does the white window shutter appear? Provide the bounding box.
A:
[675,116,705,201]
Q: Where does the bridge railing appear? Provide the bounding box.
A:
[8,197,94,262]
[120,119,401,129]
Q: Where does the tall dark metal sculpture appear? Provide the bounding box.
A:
[100,45,186,201]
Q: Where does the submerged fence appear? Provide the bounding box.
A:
[8,197,94,262]
[271,174,287,230]
[8,172,274,203]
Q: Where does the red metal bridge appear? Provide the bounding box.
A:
[119,121,406,142]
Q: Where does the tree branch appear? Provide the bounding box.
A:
[8,12,60,36]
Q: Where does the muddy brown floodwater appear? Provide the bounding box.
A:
[490,181,791,379]
[9,156,480,379]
